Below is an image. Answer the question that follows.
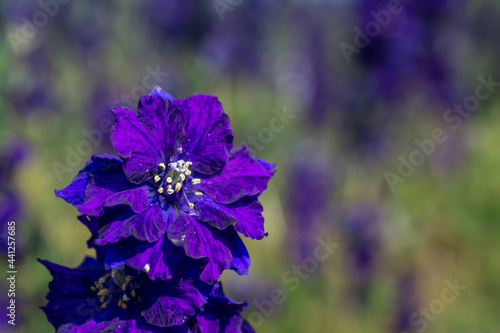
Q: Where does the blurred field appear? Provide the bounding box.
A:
[1,0,500,332]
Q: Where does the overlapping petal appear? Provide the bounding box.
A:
[137,95,186,162]
[96,205,167,244]
[142,279,206,328]
[173,95,233,175]
[167,213,232,284]
[196,196,267,240]
[197,146,275,204]
[111,107,165,184]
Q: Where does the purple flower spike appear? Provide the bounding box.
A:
[55,88,275,284]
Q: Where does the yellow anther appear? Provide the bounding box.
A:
[131,290,136,297]
[98,288,109,296]
[195,192,203,196]
[100,295,106,303]
[121,303,128,310]
[90,286,97,292]
[86,215,91,221]
[101,304,107,309]
[122,284,127,291]
[96,283,103,289]
[159,163,166,170]
[154,175,161,183]
[166,177,172,183]
[189,203,194,209]
[185,170,191,176]
[125,276,132,283]
[103,273,110,279]
[191,179,201,185]
[180,173,186,181]
[157,187,164,194]
[117,300,124,307]
[175,183,182,192]
[185,161,192,168]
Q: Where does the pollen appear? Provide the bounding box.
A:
[157,187,164,194]
[175,183,182,192]
[189,203,194,209]
[195,192,203,196]
[159,163,166,170]
[180,173,186,181]
[191,178,201,185]
[154,175,161,183]
[185,170,191,176]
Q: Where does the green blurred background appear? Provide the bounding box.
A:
[1,0,500,332]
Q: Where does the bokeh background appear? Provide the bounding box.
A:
[1,0,500,332]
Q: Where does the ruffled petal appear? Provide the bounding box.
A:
[173,95,233,175]
[137,95,185,160]
[197,146,275,204]
[55,154,123,206]
[125,236,187,280]
[142,279,206,328]
[167,213,232,284]
[96,205,167,244]
[110,107,164,183]
[77,163,149,216]
[196,196,267,240]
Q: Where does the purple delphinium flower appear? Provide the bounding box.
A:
[56,87,275,284]
[39,257,208,332]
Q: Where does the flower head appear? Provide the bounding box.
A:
[56,87,275,284]
[39,257,208,332]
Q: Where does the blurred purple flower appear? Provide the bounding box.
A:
[342,202,382,306]
[285,141,333,262]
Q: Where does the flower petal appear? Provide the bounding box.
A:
[197,146,275,204]
[55,154,123,206]
[77,164,150,216]
[196,196,267,240]
[137,95,186,160]
[173,95,233,175]
[38,258,106,330]
[96,205,167,244]
[167,213,232,284]
[142,280,206,327]
[110,107,164,183]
